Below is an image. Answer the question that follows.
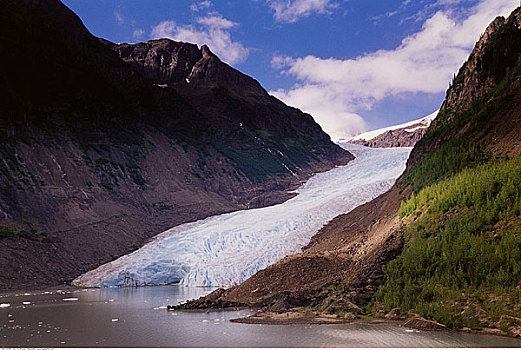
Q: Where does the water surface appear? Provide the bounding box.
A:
[1,286,520,347]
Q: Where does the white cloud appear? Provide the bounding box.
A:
[151,13,249,65]
[190,1,212,12]
[132,29,145,41]
[267,0,336,23]
[271,54,294,69]
[271,0,518,140]
[197,15,236,29]
[114,10,124,25]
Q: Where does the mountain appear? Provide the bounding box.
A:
[0,0,352,291]
[346,111,438,148]
[181,6,521,337]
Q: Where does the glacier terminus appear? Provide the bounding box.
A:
[73,144,412,288]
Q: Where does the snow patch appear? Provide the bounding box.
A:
[348,111,438,142]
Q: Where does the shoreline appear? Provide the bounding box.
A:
[1,284,519,343]
[229,311,521,340]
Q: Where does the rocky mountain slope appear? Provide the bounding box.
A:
[0,0,352,291]
[181,6,521,337]
[347,111,437,148]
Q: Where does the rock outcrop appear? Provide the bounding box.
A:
[409,6,521,169]
[443,16,507,113]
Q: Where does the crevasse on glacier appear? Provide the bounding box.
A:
[73,144,412,288]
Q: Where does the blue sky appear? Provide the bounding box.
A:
[63,0,519,140]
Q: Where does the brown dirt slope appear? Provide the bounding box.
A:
[177,185,409,311]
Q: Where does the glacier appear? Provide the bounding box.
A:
[72,144,412,288]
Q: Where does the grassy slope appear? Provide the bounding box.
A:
[376,158,521,331]
[372,10,521,334]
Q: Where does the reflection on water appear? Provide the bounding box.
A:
[1,286,520,347]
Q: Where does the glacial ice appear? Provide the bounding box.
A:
[73,144,411,288]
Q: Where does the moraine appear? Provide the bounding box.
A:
[73,144,411,288]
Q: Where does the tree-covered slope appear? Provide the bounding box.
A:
[373,7,521,336]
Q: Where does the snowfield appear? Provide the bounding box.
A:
[348,111,438,142]
[73,144,412,288]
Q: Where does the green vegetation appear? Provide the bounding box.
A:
[401,12,521,193]
[0,223,46,239]
[152,202,175,212]
[375,156,521,331]
[375,18,521,332]
[0,145,43,190]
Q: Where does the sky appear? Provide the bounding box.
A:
[62,0,519,140]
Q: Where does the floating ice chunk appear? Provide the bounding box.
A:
[74,145,411,288]
[0,303,10,308]
[22,301,31,305]
[111,318,119,322]
[62,298,79,301]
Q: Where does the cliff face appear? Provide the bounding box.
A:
[0,0,352,290]
[408,8,521,171]
[443,16,507,113]
[183,7,521,335]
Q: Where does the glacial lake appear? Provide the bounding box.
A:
[1,286,520,347]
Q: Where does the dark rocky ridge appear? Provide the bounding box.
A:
[408,8,521,170]
[0,0,352,291]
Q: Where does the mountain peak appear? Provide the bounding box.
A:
[112,38,268,97]
[200,44,217,59]
[442,10,521,114]
[473,16,505,53]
